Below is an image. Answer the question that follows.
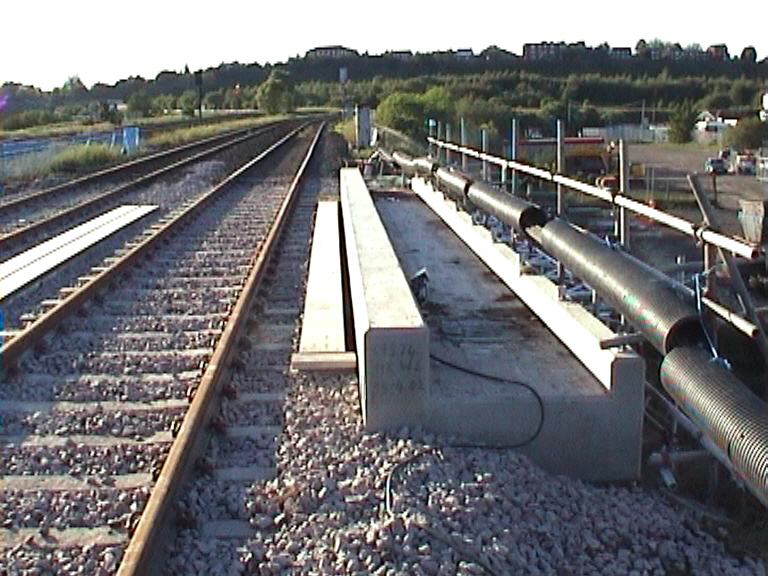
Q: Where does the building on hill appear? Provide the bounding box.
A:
[610,47,632,60]
[523,41,589,61]
[388,51,413,62]
[306,46,359,60]
[523,42,565,60]
[707,44,730,61]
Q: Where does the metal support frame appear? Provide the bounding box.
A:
[426,136,758,260]
[689,174,768,384]
[460,118,467,172]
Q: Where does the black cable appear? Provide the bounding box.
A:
[429,351,545,449]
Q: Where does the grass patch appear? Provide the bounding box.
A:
[49,143,124,174]
[334,117,356,144]
[147,115,284,148]
[0,121,116,140]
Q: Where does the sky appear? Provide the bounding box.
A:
[3,0,767,92]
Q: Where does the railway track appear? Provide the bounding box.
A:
[144,148,760,576]
[0,119,306,334]
[2,127,763,575]
[0,122,324,575]
[0,118,303,261]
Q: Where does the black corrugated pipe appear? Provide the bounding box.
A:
[435,166,472,205]
[466,180,548,235]
[538,218,704,354]
[393,151,416,176]
[661,346,768,507]
[413,157,438,177]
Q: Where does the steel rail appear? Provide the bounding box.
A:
[0,121,295,256]
[0,123,310,373]
[117,122,326,576]
[427,137,758,260]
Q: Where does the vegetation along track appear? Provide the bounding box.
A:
[0,118,305,261]
[0,121,325,575]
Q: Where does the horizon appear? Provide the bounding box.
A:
[4,0,767,92]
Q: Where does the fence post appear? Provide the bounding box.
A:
[437,121,444,164]
[556,119,565,285]
[510,118,518,195]
[428,119,435,157]
[445,124,452,166]
[481,128,488,181]
[618,139,631,250]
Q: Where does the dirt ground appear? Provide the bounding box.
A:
[627,143,767,242]
[631,143,766,210]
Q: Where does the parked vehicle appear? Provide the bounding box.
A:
[735,154,756,175]
[705,157,728,175]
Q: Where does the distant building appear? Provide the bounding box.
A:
[648,46,663,60]
[523,42,566,60]
[306,46,359,60]
[456,49,474,60]
[389,50,413,62]
[695,110,738,135]
[707,44,730,61]
[523,41,588,61]
[681,48,708,61]
[610,47,632,60]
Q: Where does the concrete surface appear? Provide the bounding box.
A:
[374,180,644,481]
[340,169,429,430]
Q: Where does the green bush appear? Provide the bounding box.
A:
[725,117,768,150]
[2,109,57,130]
[49,143,123,174]
[668,100,698,143]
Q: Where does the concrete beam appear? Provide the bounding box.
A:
[291,201,356,372]
[412,177,643,480]
[340,168,429,430]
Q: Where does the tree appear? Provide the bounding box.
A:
[725,117,768,149]
[375,92,426,137]
[740,46,757,63]
[730,78,755,107]
[700,92,733,111]
[256,70,294,114]
[420,86,454,123]
[127,90,152,117]
[668,100,698,143]
[178,90,198,117]
[152,94,177,115]
[62,75,87,95]
[223,86,243,110]
[203,89,224,110]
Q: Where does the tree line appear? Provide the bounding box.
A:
[1,45,766,141]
